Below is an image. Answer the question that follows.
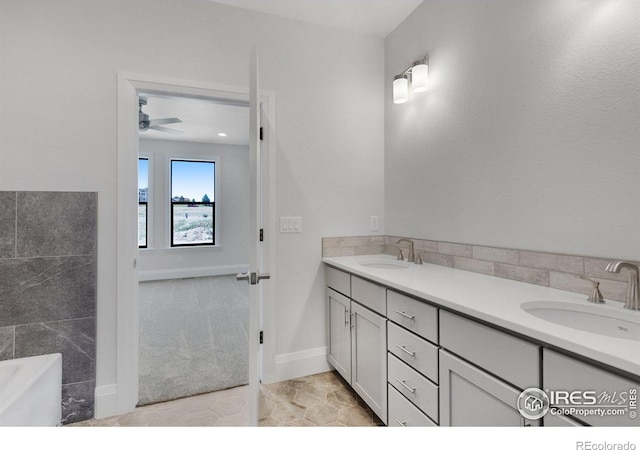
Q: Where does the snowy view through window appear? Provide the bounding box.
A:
[171,160,215,246]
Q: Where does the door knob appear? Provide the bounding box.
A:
[236,271,271,285]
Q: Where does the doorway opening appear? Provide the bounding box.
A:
[115,72,276,424]
[136,93,251,405]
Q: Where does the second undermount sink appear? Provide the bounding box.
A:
[359,259,411,270]
[521,301,640,341]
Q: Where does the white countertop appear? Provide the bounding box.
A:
[323,254,640,378]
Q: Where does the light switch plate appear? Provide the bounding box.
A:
[370,216,379,232]
[280,217,302,233]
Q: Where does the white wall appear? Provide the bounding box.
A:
[385,0,640,260]
[0,0,385,403]
[138,139,249,279]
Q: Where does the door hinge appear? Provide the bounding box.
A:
[259,330,263,344]
[259,228,264,242]
[259,127,264,141]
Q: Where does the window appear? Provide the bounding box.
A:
[171,159,215,246]
[138,158,149,248]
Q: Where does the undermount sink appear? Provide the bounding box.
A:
[359,259,411,270]
[521,301,640,341]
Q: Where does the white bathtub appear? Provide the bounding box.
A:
[0,353,62,426]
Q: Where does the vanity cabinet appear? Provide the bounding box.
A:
[326,270,388,424]
[325,259,639,428]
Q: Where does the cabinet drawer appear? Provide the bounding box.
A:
[388,321,438,383]
[351,276,386,316]
[387,290,438,344]
[388,384,437,427]
[543,349,640,427]
[440,310,539,390]
[326,266,350,297]
[388,353,439,423]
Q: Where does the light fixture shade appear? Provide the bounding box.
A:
[411,62,429,93]
[393,76,409,104]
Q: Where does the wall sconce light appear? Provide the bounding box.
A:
[392,55,429,104]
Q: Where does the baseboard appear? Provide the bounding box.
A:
[268,346,331,384]
[94,384,118,419]
[138,264,249,282]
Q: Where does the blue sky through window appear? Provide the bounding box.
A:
[138,158,148,190]
[171,160,215,202]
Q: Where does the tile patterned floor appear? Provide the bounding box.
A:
[260,371,383,426]
[69,371,383,427]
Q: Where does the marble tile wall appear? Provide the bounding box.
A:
[0,191,97,424]
[322,235,634,304]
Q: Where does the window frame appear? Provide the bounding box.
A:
[169,158,217,248]
[138,156,151,249]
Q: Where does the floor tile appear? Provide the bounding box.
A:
[70,371,383,427]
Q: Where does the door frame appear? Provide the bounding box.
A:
[111,72,277,417]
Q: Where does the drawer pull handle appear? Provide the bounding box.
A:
[396,419,407,427]
[395,378,416,393]
[394,344,416,357]
[394,310,415,320]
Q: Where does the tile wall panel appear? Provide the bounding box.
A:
[324,235,634,304]
[0,191,96,424]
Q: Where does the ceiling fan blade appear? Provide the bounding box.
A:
[149,117,182,126]
[149,125,183,134]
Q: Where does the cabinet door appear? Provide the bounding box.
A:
[543,349,640,427]
[351,301,388,425]
[439,350,539,427]
[327,288,351,383]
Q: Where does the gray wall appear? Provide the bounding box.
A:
[0,191,97,424]
[0,0,385,401]
[385,0,640,260]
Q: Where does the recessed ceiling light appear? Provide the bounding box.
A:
[218,132,227,137]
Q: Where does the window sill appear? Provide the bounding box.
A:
[139,245,223,252]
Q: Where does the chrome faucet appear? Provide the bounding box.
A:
[396,239,415,263]
[605,261,639,311]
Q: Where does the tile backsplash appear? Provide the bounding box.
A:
[0,191,97,424]
[322,235,633,304]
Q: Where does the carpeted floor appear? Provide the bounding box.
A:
[138,275,249,405]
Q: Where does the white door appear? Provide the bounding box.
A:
[237,46,269,426]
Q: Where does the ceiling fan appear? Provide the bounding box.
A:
[138,97,183,134]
